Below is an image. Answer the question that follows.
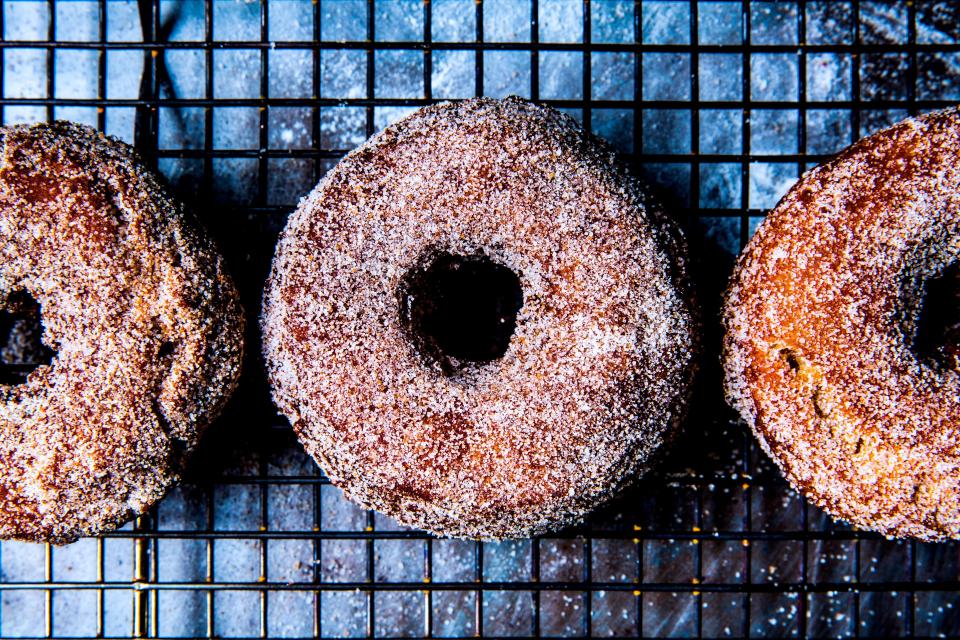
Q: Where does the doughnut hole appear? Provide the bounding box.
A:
[913,261,960,371]
[0,289,56,385]
[399,252,523,375]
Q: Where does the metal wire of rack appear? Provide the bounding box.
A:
[0,0,959,638]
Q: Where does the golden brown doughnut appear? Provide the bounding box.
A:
[0,121,244,543]
[723,107,960,541]
[263,97,697,538]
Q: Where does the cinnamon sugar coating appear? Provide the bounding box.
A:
[723,108,960,541]
[263,97,697,539]
[0,122,244,543]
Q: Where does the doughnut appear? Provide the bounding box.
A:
[0,121,244,543]
[262,97,697,538]
[723,107,960,541]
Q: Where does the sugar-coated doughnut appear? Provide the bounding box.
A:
[0,122,244,543]
[263,98,697,538]
[723,108,960,541]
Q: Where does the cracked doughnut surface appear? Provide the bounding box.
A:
[723,107,960,541]
[263,97,697,539]
[0,121,244,543]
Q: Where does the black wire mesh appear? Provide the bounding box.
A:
[0,0,959,637]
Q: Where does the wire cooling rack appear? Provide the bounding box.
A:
[1,0,959,638]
